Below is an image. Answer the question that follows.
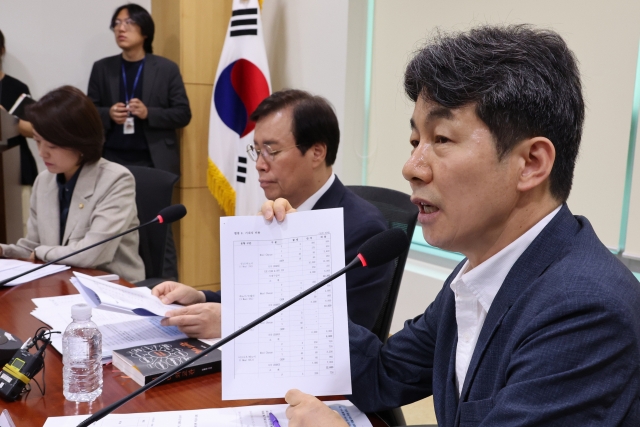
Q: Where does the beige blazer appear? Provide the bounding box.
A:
[1,158,145,282]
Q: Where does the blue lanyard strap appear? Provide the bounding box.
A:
[121,58,145,105]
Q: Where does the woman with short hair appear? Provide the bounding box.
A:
[0,86,145,283]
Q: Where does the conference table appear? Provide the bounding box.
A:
[0,268,386,427]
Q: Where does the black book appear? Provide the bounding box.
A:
[111,338,221,386]
[8,94,35,121]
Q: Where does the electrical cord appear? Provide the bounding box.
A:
[21,328,60,397]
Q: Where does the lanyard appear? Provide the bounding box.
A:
[122,58,145,105]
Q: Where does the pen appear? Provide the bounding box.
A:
[269,412,281,427]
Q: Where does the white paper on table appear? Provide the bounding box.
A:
[31,293,187,362]
[198,337,222,347]
[42,400,372,427]
[0,410,16,427]
[31,287,151,309]
[0,258,69,286]
[220,208,351,400]
[72,272,181,316]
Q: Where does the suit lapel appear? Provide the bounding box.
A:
[141,54,157,106]
[429,262,465,427]
[444,334,460,427]
[457,205,579,406]
[40,175,61,245]
[312,176,345,210]
[62,162,99,244]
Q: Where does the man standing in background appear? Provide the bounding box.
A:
[87,3,191,280]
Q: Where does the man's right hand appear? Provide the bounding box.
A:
[260,198,297,222]
[160,303,221,339]
[110,102,128,124]
[152,281,206,306]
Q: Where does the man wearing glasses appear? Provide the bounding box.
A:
[87,3,191,279]
[153,89,393,339]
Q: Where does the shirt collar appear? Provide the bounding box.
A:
[296,173,336,212]
[56,165,83,190]
[451,205,562,311]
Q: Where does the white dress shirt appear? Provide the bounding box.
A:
[295,173,336,211]
[451,205,561,395]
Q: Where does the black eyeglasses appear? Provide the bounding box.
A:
[112,19,137,31]
[246,144,301,162]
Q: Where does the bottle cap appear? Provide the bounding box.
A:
[71,303,92,320]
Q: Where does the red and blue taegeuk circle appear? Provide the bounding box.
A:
[214,59,270,138]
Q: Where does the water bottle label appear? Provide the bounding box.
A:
[68,340,90,358]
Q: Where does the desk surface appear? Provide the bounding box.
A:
[0,269,385,427]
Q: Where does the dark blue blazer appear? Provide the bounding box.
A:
[348,204,640,426]
[88,54,191,175]
[204,176,392,330]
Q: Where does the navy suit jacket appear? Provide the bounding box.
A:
[204,176,392,330]
[349,205,640,426]
[87,54,191,175]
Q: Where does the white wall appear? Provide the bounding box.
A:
[0,0,152,98]
[0,0,151,170]
[366,0,640,250]
[260,0,350,177]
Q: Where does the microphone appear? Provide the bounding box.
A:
[155,204,187,224]
[76,228,409,427]
[0,204,187,287]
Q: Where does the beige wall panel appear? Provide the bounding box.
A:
[181,0,232,85]
[153,0,228,288]
[368,0,640,249]
[151,0,181,65]
[179,187,222,288]
[181,83,214,188]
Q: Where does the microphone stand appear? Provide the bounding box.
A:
[76,257,362,427]
[0,217,160,288]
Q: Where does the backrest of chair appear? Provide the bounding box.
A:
[346,185,418,343]
[125,166,179,279]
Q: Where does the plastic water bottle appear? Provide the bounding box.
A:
[62,303,103,402]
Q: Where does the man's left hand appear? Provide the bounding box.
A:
[285,389,348,427]
[128,98,148,119]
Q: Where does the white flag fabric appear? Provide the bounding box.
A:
[208,0,271,216]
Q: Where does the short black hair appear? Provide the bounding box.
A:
[404,25,584,202]
[0,29,5,56]
[250,89,340,166]
[110,3,155,54]
[26,86,104,164]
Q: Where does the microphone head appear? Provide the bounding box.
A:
[157,204,187,224]
[357,228,410,268]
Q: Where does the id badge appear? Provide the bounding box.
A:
[123,116,135,134]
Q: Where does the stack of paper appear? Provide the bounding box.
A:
[42,400,373,427]
[72,272,183,316]
[0,259,69,286]
[31,290,188,364]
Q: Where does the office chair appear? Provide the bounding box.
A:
[125,166,179,288]
[346,185,419,427]
[346,185,418,343]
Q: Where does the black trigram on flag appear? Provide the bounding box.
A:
[230,8,258,37]
[236,156,248,183]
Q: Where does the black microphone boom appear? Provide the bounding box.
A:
[76,228,410,427]
[0,204,187,287]
[357,228,409,268]
[157,204,187,224]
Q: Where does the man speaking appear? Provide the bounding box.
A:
[275,26,640,426]
[153,90,392,337]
